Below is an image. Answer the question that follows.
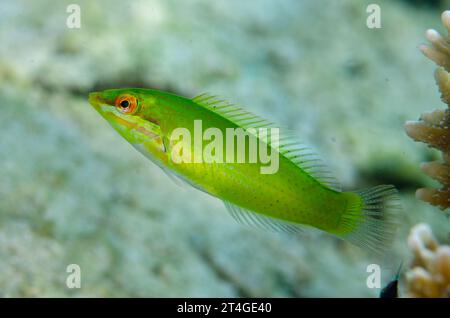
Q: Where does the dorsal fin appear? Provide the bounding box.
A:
[192,93,341,191]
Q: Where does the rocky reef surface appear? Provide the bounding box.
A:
[406,223,450,297]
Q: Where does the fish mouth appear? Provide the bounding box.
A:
[88,92,108,111]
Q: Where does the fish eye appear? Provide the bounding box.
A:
[120,100,129,108]
[115,94,138,114]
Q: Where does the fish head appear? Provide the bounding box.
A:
[88,88,163,145]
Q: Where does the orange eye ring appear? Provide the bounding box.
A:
[115,94,138,114]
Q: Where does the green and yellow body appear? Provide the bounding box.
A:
[89,88,399,253]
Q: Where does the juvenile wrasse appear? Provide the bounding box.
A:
[89,88,400,254]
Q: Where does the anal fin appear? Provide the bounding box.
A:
[223,201,310,235]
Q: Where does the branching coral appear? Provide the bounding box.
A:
[404,11,450,210]
[405,223,450,298]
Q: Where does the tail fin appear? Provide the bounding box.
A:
[340,185,401,255]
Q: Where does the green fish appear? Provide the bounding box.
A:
[89,88,400,253]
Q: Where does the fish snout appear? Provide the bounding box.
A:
[88,92,104,108]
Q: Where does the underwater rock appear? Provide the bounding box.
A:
[405,223,450,298]
[405,11,450,210]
